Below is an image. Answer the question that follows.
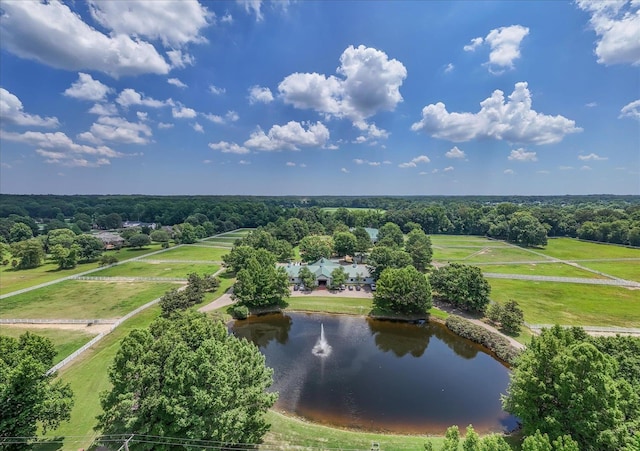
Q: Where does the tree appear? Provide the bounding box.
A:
[330,266,347,290]
[377,222,404,247]
[299,235,333,262]
[352,226,372,255]
[128,233,151,248]
[46,228,76,252]
[160,273,211,317]
[332,231,357,257]
[223,245,259,274]
[177,222,198,244]
[298,265,316,291]
[10,238,45,269]
[96,311,277,450]
[367,245,412,280]
[232,250,290,308]
[0,333,74,450]
[501,299,525,334]
[504,326,629,451]
[441,425,460,451]
[373,266,432,315]
[429,263,491,313]
[522,430,580,451]
[150,229,170,243]
[405,228,433,271]
[50,243,79,269]
[9,222,33,243]
[74,234,103,262]
[508,212,548,247]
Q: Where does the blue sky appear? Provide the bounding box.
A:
[0,0,638,195]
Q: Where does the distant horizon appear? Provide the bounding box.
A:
[1,1,638,195]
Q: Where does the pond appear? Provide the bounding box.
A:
[231,312,517,434]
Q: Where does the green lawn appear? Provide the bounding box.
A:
[463,247,549,263]
[151,245,230,261]
[432,246,480,261]
[38,306,163,451]
[538,238,640,260]
[102,243,166,258]
[0,326,95,365]
[202,272,235,304]
[196,240,234,248]
[92,261,219,278]
[489,279,640,327]
[0,260,101,295]
[286,295,374,315]
[573,261,640,282]
[429,235,509,246]
[0,281,177,319]
[480,262,605,278]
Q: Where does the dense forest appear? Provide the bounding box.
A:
[1,194,639,246]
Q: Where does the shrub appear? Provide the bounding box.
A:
[232,305,249,320]
[99,255,118,266]
[445,315,520,364]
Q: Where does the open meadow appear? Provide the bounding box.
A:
[91,261,220,278]
[0,326,95,365]
[149,245,230,261]
[0,280,177,319]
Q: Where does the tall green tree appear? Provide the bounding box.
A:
[405,228,433,271]
[9,222,33,243]
[367,245,412,280]
[330,266,347,290]
[232,250,290,308]
[373,266,432,315]
[96,311,277,450]
[352,226,372,255]
[522,430,580,451]
[299,235,333,262]
[429,263,491,313]
[504,326,630,451]
[46,228,76,251]
[298,265,316,291]
[50,243,79,269]
[73,234,104,262]
[377,222,404,247]
[0,333,74,450]
[128,233,151,248]
[507,212,548,247]
[10,238,45,269]
[332,231,357,257]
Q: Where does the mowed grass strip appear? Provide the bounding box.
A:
[92,261,219,278]
[151,245,230,261]
[38,306,163,451]
[577,261,640,282]
[429,235,509,246]
[196,240,234,248]
[538,238,640,260]
[0,281,177,319]
[489,279,640,327]
[1,260,101,295]
[463,246,550,263]
[286,296,374,315]
[0,326,95,365]
[480,263,606,279]
[432,247,480,261]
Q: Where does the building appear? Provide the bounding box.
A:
[122,221,157,229]
[281,258,374,287]
[349,227,379,243]
[96,231,125,249]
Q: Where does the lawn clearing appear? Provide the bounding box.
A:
[538,238,640,260]
[102,243,166,258]
[463,246,550,263]
[202,272,235,304]
[0,260,101,295]
[432,246,480,261]
[479,262,605,278]
[0,281,177,319]
[196,240,234,248]
[37,306,162,451]
[577,260,640,281]
[0,326,95,365]
[285,296,373,315]
[92,261,219,278]
[429,235,509,246]
[489,279,640,327]
[150,245,230,261]
[202,237,238,245]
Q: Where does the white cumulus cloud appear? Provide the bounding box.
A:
[341,167,349,173]
[576,0,640,66]
[0,88,59,128]
[172,105,198,119]
[209,85,226,96]
[116,89,168,108]
[464,25,529,72]
[443,166,454,172]
[192,122,204,133]
[208,141,250,154]
[411,82,581,145]
[399,155,430,168]
[244,121,330,151]
[249,85,274,104]
[88,103,118,116]
[508,148,538,162]
[204,111,240,125]
[63,73,113,101]
[279,45,407,121]
[168,78,187,89]
[620,99,640,120]
[80,116,152,145]
[0,1,170,78]
[445,146,466,159]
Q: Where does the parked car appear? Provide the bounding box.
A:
[370,283,376,291]
[340,284,346,291]
[356,285,361,291]
[348,285,354,291]
[293,284,299,291]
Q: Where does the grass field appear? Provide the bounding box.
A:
[538,238,640,260]
[434,246,545,263]
[0,244,168,295]
[578,261,640,281]
[479,262,605,279]
[0,326,95,365]
[150,245,230,261]
[489,279,640,327]
[92,261,219,278]
[430,235,509,246]
[0,281,176,319]
[286,296,374,315]
[196,240,234,248]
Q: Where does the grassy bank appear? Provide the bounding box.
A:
[0,326,95,365]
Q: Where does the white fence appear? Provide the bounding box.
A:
[0,318,115,325]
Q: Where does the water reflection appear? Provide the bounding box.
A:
[230,312,517,434]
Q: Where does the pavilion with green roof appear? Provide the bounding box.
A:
[281,258,373,287]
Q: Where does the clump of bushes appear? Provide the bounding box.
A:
[99,255,118,266]
[445,315,520,364]
[231,305,249,320]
